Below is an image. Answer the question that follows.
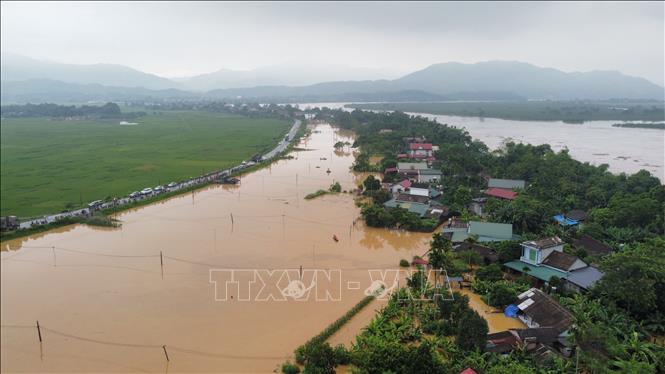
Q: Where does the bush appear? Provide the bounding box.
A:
[475,264,503,282]
[332,344,351,365]
[329,182,342,193]
[281,361,300,374]
[302,342,335,374]
[455,310,489,351]
[399,259,410,267]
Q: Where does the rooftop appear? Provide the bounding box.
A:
[485,187,518,200]
[516,288,573,333]
[409,143,433,150]
[504,260,568,282]
[488,178,526,190]
[566,266,604,290]
[384,199,430,217]
[420,168,442,175]
[542,251,584,272]
[566,209,587,221]
[469,221,513,240]
[397,162,428,170]
[395,193,429,204]
[523,236,564,250]
[573,235,613,258]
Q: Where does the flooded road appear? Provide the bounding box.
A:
[1,124,433,373]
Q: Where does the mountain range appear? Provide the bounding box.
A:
[1,53,663,103]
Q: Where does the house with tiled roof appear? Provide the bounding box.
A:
[408,142,434,159]
[485,187,518,200]
[573,235,613,258]
[504,236,603,291]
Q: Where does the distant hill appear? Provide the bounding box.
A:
[391,61,665,100]
[205,61,663,101]
[177,63,405,91]
[0,79,197,103]
[0,53,180,90]
[1,55,662,103]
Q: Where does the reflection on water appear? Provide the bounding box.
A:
[1,124,433,373]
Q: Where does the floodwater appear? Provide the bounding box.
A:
[419,114,664,182]
[456,287,525,333]
[1,124,433,373]
[296,103,665,181]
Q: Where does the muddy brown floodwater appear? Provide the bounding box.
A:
[1,124,433,373]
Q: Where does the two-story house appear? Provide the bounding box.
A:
[504,236,602,291]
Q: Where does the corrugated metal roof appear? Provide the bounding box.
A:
[566,266,603,290]
[469,221,513,239]
[488,178,526,189]
[397,162,428,170]
[504,260,567,282]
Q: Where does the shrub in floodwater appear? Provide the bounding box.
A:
[281,361,300,374]
[399,259,410,267]
[333,344,351,365]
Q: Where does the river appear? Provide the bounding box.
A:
[0,123,433,373]
[297,103,665,181]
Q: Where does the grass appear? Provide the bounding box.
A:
[347,101,665,122]
[0,111,291,217]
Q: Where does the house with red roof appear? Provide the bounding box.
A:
[484,187,519,200]
[408,143,433,159]
[390,179,412,195]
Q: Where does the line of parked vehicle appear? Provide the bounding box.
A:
[9,119,302,231]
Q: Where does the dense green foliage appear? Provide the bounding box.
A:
[315,108,664,373]
[361,204,438,232]
[348,101,665,122]
[0,110,290,216]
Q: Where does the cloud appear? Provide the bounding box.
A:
[1,1,663,84]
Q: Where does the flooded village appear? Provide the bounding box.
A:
[1,122,433,372]
[1,115,605,373]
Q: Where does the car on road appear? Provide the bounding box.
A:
[167,182,178,188]
[140,188,153,195]
[154,186,165,193]
[129,191,140,198]
[88,200,104,210]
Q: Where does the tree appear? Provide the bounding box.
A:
[363,175,381,191]
[476,264,503,282]
[301,342,336,374]
[593,238,665,320]
[455,310,489,351]
[453,186,473,207]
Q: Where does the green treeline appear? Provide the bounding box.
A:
[348,101,665,122]
[0,102,139,119]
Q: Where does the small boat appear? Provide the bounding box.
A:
[320,157,327,160]
[332,235,339,242]
[326,168,331,174]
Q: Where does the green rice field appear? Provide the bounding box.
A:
[0,111,290,217]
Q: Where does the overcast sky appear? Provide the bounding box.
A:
[1,1,663,85]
